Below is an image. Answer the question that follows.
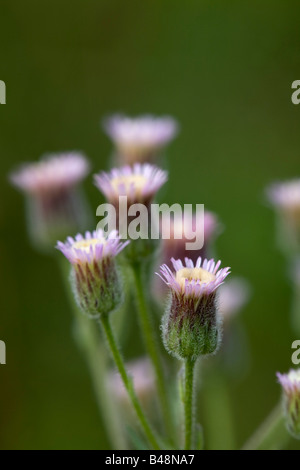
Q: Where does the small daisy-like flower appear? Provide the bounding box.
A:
[267,179,300,253]
[103,114,178,164]
[10,152,90,250]
[157,257,230,360]
[95,164,167,261]
[57,229,129,316]
[94,163,167,207]
[277,369,300,439]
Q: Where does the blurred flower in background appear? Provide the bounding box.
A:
[10,152,91,251]
[267,179,300,255]
[109,357,155,408]
[277,369,300,439]
[216,277,252,378]
[108,357,158,445]
[267,179,300,333]
[103,114,179,165]
[218,277,251,321]
[153,210,221,299]
[161,210,220,265]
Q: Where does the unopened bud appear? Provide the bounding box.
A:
[157,257,230,360]
[57,230,129,317]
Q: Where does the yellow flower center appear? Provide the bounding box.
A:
[111,174,147,196]
[73,238,105,253]
[176,267,216,292]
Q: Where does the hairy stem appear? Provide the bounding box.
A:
[184,357,196,450]
[131,261,174,439]
[100,314,161,450]
[58,257,126,449]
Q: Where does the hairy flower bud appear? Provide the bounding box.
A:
[277,369,300,439]
[157,257,230,360]
[57,230,129,317]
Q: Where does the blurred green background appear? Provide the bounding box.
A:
[1,0,300,449]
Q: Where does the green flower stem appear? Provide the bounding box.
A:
[99,314,161,450]
[242,402,289,450]
[131,261,174,439]
[73,313,127,449]
[58,257,126,449]
[184,357,196,450]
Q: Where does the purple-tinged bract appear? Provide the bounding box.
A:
[157,257,230,360]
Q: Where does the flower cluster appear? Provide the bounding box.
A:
[16,112,296,452]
